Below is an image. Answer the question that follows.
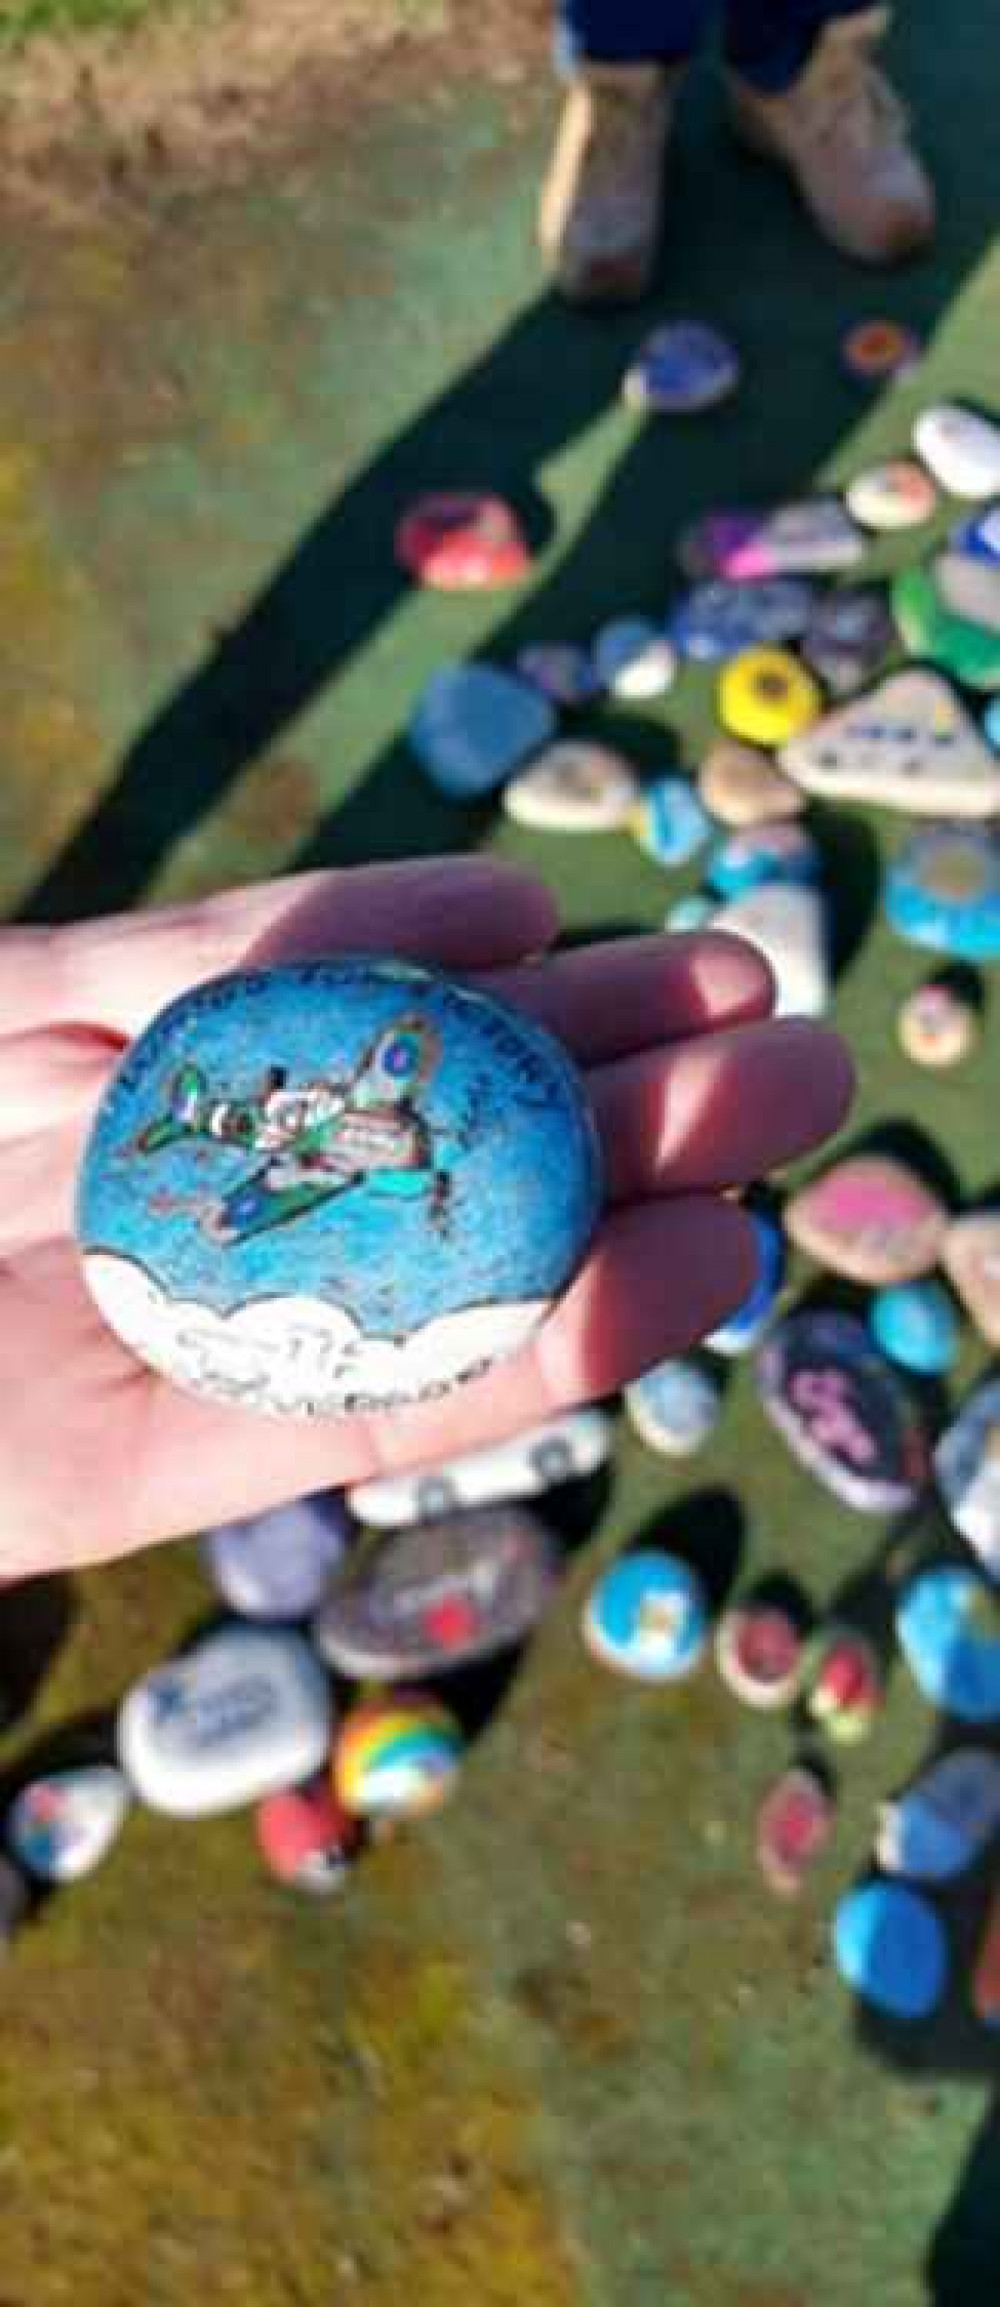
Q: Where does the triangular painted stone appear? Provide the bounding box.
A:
[942,1212,1000,1347]
[780,670,1000,815]
[503,741,639,832]
[710,883,829,1016]
[9,1766,130,1884]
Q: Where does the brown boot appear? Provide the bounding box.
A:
[728,7,935,264]
[538,61,681,304]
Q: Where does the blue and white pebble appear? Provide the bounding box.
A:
[897,1566,1000,1723]
[625,1358,721,1458]
[833,1881,948,2020]
[410,663,556,797]
[202,1492,353,1621]
[706,822,819,899]
[632,776,712,867]
[876,1748,1000,1882]
[668,578,815,663]
[583,1551,709,1683]
[705,1208,784,1356]
[934,1376,1000,1579]
[870,1281,959,1378]
[8,1765,130,1885]
[591,618,676,700]
[118,1626,334,1818]
[622,322,739,416]
[884,825,1000,963]
[952,504,1000,565]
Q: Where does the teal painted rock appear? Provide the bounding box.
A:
[897,1566,1000,1723]
[893,561,1000,691]
[870,1280,959,1376]
[631,775,711,866]
[76,959,603,1417]
[833,1882,948,2019]
[584,1551,708,1683]
[410,662,555,797]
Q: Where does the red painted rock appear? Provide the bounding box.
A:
[395,493,531,590]
[805,1627,883,1743]
[256,1778,360,1895]
[786,1154,947,1285]
[756,1765,834,1896]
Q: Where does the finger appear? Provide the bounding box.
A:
[483,930,775,1064]
[6,858,560,1038]
[594,1017,855,1199]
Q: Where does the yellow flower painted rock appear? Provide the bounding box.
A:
[718,646,823,749]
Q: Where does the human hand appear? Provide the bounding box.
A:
[0,855,852,1578]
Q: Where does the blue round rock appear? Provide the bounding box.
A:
[76,959,603,1417]
[584,1551,708,1682]
[410,663,556,798]
[870,1281,959,1376]
[668,578,815,662]
[625,1357,721,1457]
[622,322,739,415]
[952,506,1000,565]
[705,1208,784,1356]
[633,776,711,867]
[833,1881,948,2020]
[885,826,1000,963]
[707,823,820,899]
[896,1567,1000,1723]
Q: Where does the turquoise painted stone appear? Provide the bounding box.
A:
[707,822,819,899]
[705,1208,784,1355]
[870,1280,959,1376]
[893,562,1000,691]
[884,825,1000,963]
[583,1551,708,1683]
[75,959,603,1417]
[897,1567,1000,1723]
[625,1357,721,1457]
[410,663,555,797]
[632,776,711,867]
[833,1882,948,2020]
[664,893,714,933]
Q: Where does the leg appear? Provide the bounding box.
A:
[723,0,872,91]
[558,0,706,69]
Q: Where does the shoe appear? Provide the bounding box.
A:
[728,7,935,264]
[538,61,681,303]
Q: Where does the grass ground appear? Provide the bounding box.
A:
[0,1,996,2301]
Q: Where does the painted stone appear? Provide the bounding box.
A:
[625,1357,721,1458]
[665,894,714,933]
[583,1551,708,1684]
[118,1627,333,1818]
[706,821,819,899]
[785,1154,947,1286]
[76,959,602,1419]
[255,1780,360,1895]
[591,618,676,699]
[718,647,823,748]
[898,979,979,1069]
[698,741,804,827]
[8,1766,130,1884]
[709,884,829,1017]
[893,562,1000,691]
[516,643,599,709]
[896,1566,1000,1723]
[845,460,937,533]
[410,663,555,798]
[503,741,639,832]
[668,578,815,662]
[987,696,1000,750]
[757,1766,834,1896]
[805,1627,883,1742]
[934,550,1000,633]
[871,1281,959,1377]
[394,493,530,590]
[678,500,863,582]
[840,317,921,387]
[884,825,1000,960]
[631,776,711,866]
[715,1595,805,1710]
[622,320,739,414]
[833,1882,948,2020]
[758,1311,930,1513]
[800,585,896,697]
[876,1749,1000,1882]
[952,504,1000,565]
[334,1693,463,1819]
[315,1504,560,1679]
[942,1212,1000,1348]
[972,1889,1000,2027]
[0,1857,28,1948]
[705,1207,784,1356]
[350,1409,610,1527]
[202,1492,352,1621]
[913,404,1000,501]
[781,671,1000,816]
[934,1377,1000,1579]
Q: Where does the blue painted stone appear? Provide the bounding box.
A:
[705,1209,784,1357]
[622,322,739,415]
[985,697,1000,751]
[591,617,676,700]
[76,959,603,1417]
[668,578,815,662]
[897,1567,1000,1723]
[884,826,1000,963]
[203,1492,353,1619]
[584,1551,708,1683]
[664,894,714,933]
[833,1882,948,2020]
[632,776,711,867]
[410,663,556,797]
[706,822,820,899]
[870,1281,959,1376]
[625,1357,721,1457]
[952,505,1000,565]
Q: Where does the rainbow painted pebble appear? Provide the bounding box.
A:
[335,1694,464,1819]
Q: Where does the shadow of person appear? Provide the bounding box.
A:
[0,1576,75,1733]
[926,2093,1000,2307]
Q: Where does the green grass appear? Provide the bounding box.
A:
[0,0,206,46]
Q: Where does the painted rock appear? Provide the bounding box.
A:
[841,317,921,387]
[972,1889,1000,2027]
[622,320,739,414]
[758,1311,930,1513]
[0,1857,28,1947]
[845,460,937,533]
[503,740,639,832]
[898,979,979,1069]
[678,501,863,581]
[76,959,602,1418]
[665,893,714,933]
[942,1212,1000,1348]
[625,1357,721,1458]
[785,1154,947,1286]
[932,550,1000,632]
[631,776,711,867]
[698,740,804,826]
[884,824,1000,960]
[876,1748,1000,1882]
[715,1593,806,1710]
[952,503,1000,565]
[805,1626,883,1742]
[591,617,676,699]
[394,493,530,590]
[871,1280,959,1376]
[583,1551,708,1684]
[913,404,1000,501]
[781,671,1000,816]
[833,1881,948,2020]
[800,585,896,697]
[718,647,823,748]
[315,1504,560,1678]
[202,1492,352,1621]
[896,1566,1000,1723]
[668,578,815,662]
[987,696,1000,749]
[935,1377,1000,1579]
[255,1779,360,1895]
[757,1766,834,1896]
[410,663,555,798]
[334,1693,463,1819]
[118,1627,333,1817]
[350,1409,610,1527]
[516,643,599,709]
[709,884,829,1017]
[705,1207,784,1356]
[706,821,819,899]
[8,1765,130,1884]
[893,562,1000,691]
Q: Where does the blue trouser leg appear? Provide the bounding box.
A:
[558,0,875,85]
[723,0,877,90]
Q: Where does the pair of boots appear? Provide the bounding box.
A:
[540,6,934,302]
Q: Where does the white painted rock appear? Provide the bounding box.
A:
[913,404,1000,501]
[877,1747,1000,1881]
[710,883,829,1016]
[8,1765,130,1885]
[591,618,676,700]
[780,670,1000,816]
[118,1627,333,1818]
[348,1407,612,1526]
[502,741,639,832]
[942,1212,1000,1348]
[935,1376,1000,1579]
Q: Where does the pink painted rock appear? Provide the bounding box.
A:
[786,1154,947,1285]
[395,493,530,590]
